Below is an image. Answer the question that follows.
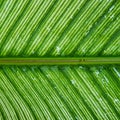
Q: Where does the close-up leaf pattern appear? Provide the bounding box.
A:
[1,65,120,119]
[0,0,120,120]
[0,0,120,57]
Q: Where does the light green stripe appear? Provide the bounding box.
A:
[0,57,119,65]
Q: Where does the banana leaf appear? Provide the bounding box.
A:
[0,0,120,119]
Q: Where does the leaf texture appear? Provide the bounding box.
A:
[0,0,120,120]
[0,0,120,57]
[0,65,120,120]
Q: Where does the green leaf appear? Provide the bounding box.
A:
[0,0,119,57]
[0,0,120,120]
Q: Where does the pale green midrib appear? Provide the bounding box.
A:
[0,57,120,65]
[1,0,120,120]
